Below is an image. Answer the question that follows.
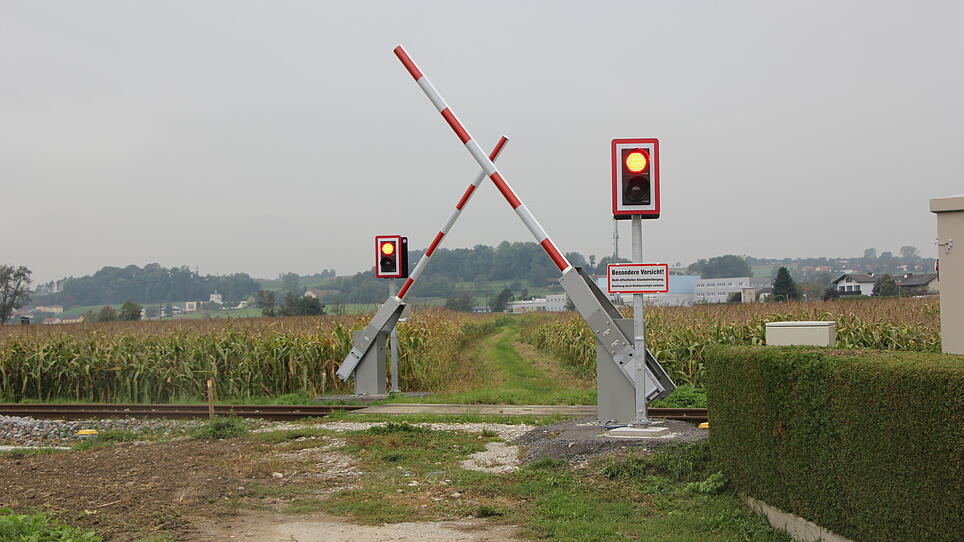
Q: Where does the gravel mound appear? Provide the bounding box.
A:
[516,417,707,464]
[0,415,204,446]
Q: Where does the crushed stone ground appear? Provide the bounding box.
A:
[0,414,206,446]
[258,421,533,441]
[1,418,530,541]
[460,441,521,474]
[1,416,706,540]
[195,509,522,541]
[517,417,707,464]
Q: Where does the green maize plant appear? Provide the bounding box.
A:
[521,297,941,388]
[0,310,497,403]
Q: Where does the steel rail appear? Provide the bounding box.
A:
[0,404,706,423]
[0,403,365,421]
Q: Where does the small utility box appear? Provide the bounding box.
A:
[931,194,964,355]
[765,321,836,347]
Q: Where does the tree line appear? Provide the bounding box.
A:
[33,264,261,307]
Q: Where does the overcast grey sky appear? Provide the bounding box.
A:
[3,1,962,283]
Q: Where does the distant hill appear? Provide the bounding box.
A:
[31,243,935,309]
[33,264,261,307]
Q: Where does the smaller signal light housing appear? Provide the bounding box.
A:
[375,235,409,279]
[612,138,660,220]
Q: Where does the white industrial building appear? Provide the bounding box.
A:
[695,277,770,303]
[506,293,569,313]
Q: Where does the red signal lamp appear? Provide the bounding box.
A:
[381,242,395,255]
[625,150,649,173]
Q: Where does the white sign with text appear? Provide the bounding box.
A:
[607,263,669,294]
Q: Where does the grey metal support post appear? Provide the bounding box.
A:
[389,280,400,393]
[352,328,387,396]
[631,215,650,426]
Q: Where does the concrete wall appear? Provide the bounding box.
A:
[931,195,964,354]
[743,496,854,542]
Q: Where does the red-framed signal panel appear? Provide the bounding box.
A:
[612,138,660,219]
[375,235,407,278]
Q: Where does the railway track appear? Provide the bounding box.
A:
[0,403,707,423]
[0,403,366,421]
[647,407,708,423]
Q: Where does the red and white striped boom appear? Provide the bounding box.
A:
[397,136,509,299]
[394,46,571,274]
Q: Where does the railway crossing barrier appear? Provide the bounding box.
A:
[336,46,676,424]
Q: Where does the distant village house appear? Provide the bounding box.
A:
[832,273,877,296]
[895,273,939,295]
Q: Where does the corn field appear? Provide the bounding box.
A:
[0,310,497,402]
[520,297,942,388]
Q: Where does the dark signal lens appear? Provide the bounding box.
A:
[624,177,650,204]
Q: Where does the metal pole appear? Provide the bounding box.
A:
[389,279,399,393]
[613,218,619,262]
[631,215,650,426]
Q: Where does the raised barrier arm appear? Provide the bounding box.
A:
[394,46,570,274]
[393,46,674,399]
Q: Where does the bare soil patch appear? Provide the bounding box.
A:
[0,439,259,540]
[195,509,521,541]
[1,421,528,541]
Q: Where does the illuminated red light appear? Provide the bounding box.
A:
[381,242,395,255]
[625,150,648,173]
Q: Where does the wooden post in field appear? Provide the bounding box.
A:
[207,379,215,420]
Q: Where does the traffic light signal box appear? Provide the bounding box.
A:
[612,138,660,219]
[375,235,409,278]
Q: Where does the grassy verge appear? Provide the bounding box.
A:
[293,424,790,541]
[323,410,564,426]
[0,508,101,541]
[392,323,595,405]
[0,447,69,458]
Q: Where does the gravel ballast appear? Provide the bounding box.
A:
[0,415,205,446]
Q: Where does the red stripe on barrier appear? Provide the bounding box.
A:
[440,109,471,143]
[541,239,569,271]
[393,46,423,80]
[455,184,476,210]
[425,231,445,257]
[489,172,521,209]
[397,277,414,299]
[489,136,508,160]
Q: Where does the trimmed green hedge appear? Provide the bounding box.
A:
[706,346,963,542]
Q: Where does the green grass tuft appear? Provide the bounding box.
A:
[73,429,142,451]
[365,422,428,435]
[0,508,101,541]
[192,417,249,439]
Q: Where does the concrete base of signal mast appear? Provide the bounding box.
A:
[607,422,670,438]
